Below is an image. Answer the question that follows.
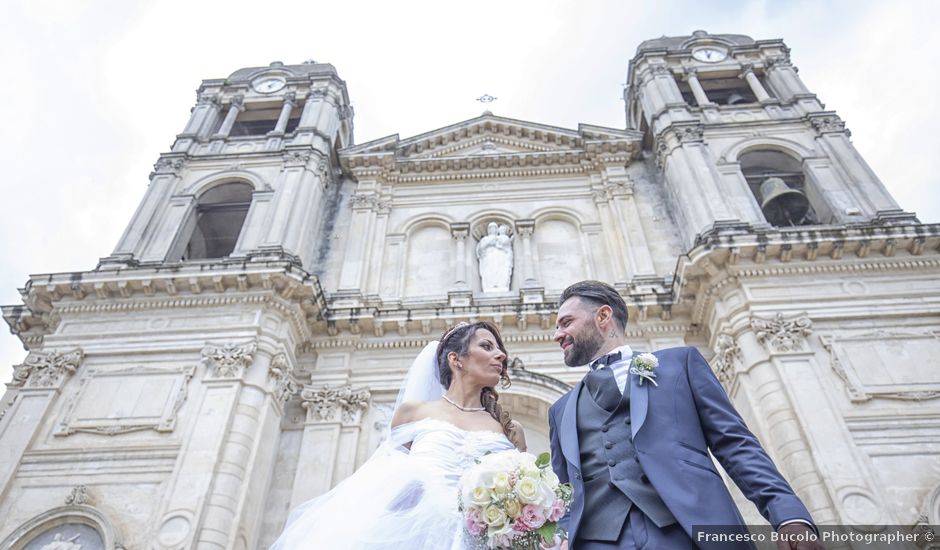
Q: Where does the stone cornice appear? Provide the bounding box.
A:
[677,222,940,325]
[2,263,324,346]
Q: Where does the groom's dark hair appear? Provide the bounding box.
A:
[559,280,628,332]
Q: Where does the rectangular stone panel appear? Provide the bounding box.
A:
[54,365,195,436]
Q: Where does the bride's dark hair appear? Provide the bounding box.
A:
[436,321,513,436]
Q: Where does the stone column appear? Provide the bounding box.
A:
[739,64,772,103]
[514,219,537,287]
[0,350,83,504]
[605,173,657,278]
[214,95,245,138]
[450,223,470,290]
[337,192,379,295]
[290,384,371,508]
[181,93,222,136]
[807,114,901,217]
[683,68,712,107]
[153,341,258,549]
[104,156,184,264]
[271,92,297,135]
[725,314,840,525]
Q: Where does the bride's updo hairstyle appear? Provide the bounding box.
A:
[436,321,513,435]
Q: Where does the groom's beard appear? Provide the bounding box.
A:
[563,325,605,367]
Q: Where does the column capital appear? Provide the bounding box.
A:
[514,219,535,237]
[750,313,813,354]
[11,348,84,389]
[201,341,257,379]
[197,92,221,107]
[268,353,300,413]
[449,222,470,239]
[228,94,245,109]
[284,91,297,104]
[300,384,371,425]
[738,63,755,79]
[682,67,699,80]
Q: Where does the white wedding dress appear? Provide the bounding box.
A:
[270,417,515,549]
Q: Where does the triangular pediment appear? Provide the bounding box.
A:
[398,113,580,159]
[340,113,641,172]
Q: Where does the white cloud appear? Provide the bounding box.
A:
[1,0,937,383]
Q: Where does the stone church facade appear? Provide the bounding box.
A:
[1,31,938,549]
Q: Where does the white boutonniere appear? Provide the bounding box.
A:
[629,353,659,387]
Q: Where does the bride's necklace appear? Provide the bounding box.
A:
[442,394,485,412]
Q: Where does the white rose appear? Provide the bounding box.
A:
[483,504,507,527]
[541,467,560,486]
[515,476,540,504]
[471,486,493,507]
[493,471,512,494]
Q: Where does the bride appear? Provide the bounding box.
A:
[270,321,527,549]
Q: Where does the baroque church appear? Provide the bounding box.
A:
[1,31,938,549]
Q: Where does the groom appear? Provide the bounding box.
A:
[547,281,820,549]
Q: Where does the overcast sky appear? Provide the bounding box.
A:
[1,0,937,384]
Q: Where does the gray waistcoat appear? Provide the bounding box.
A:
[576,380,676,541]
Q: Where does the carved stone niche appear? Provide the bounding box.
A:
[54,365,195,437]
[822,330,940,403]
[0,496,121,550]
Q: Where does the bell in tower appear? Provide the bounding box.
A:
[758,177,811,227]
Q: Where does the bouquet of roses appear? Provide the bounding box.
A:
[458,449,573,549]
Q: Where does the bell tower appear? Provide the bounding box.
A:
[101,60,353,269]
[0,61,353,549]
[624,30,917,246]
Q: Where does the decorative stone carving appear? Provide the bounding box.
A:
[197,92,220,106]
[822,332,940,402]
[765,55,791,69]
[153,156,185,175]
[712,333,741,386]
[349,193,390,213]
[202,342,257,378]
[675,124,705,143]
[476,222,513,292]
[300,384,371,424]
[751,313,812,353]
[12,349,83,389]
[0,395,16,422]
[268,353,300,408]
[65,485,92,506]
[54,365,195,436]
[809,114,849,135]
[283,149,313,166]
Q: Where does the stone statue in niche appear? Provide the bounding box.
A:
[476,222,513,292]
[40,534,83,550]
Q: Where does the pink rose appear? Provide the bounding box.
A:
[548,500,566,522]
[465,515,486,536]
[519,504,546,530]
[513,519,532,533]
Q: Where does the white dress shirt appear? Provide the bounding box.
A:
[590,344,634,395]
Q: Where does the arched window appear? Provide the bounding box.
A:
[183,183,253,260]
[739,149,826,226]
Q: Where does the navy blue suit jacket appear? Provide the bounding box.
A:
[548,346,814,546]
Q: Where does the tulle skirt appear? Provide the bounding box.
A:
[270,443,470,550]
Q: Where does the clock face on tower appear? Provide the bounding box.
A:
[252,76,286,93]
[692,47,727,63]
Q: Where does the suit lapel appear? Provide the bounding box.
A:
[630,370,649,440]
[560,380,583,467]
